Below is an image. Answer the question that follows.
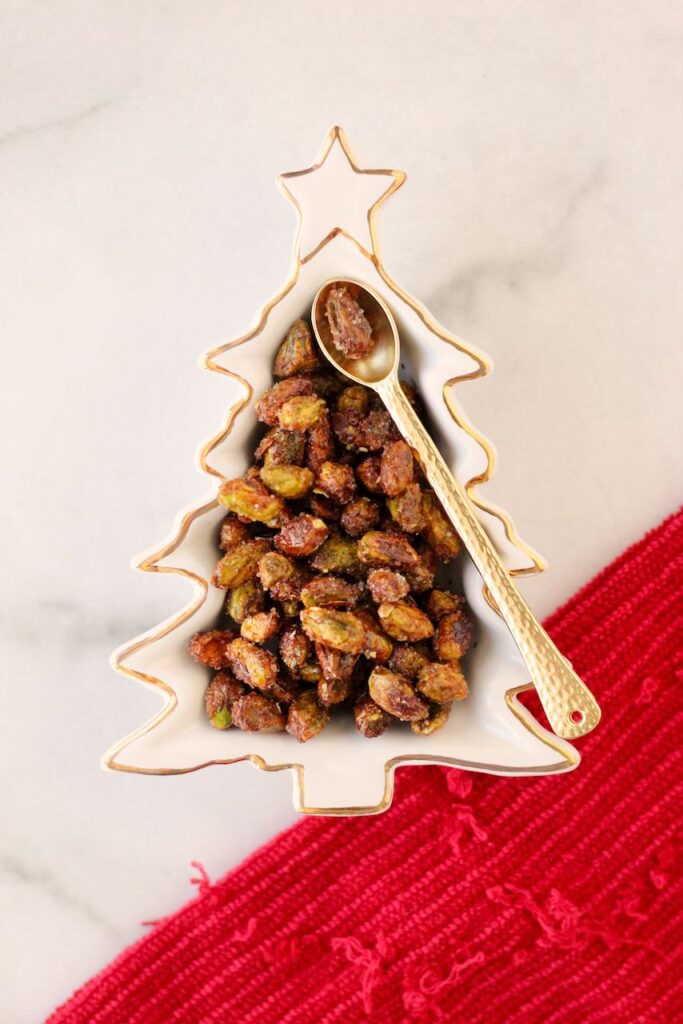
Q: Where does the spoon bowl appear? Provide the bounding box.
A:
[311,279,398,385]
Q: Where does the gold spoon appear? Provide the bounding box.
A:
[311,278,601,740]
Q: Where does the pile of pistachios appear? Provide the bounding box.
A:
[189,290,474,742]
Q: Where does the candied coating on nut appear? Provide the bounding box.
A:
[416,661,468,703]
[227,638,278,692]
[315,460,357,505]
[387,483,424,534]
[354,608,394,663]
[315,642,358,684]
[358,530,421,572]
[434,609,474,661]
[278,394,327,431]
[377,601,435,642]
[225,579,266,624]
[354,692,390,737]
[300,608,366,654]
[240,607,280,644]
[300,575,362,609]
[275,513,329,558]
[308,492,342,522]
[213,538,273,590]
[257,550,306,603]
[318,671,355,706]
[405,547,436,593]
[367,569,410,603]
[188,630,235,670]
[255,427,306,467]
[411,703,450,736]
[331,408,396,452]
[219,478,284,524]
[341,497,381,537]
[232,692,286,733]
[336,385,372,415]
[273,319,321,378]
[255,377,313,426]
[286,690,330,742]
[380,440,414,497]
[306,372,345,402]
[305,411,336,474]
[205,671,246,729]
[260,464,314,499]
[368,666,429,721]
[310,535,361,575]
[420,492,461,561]
[425,589,465,620]
[219,516,252,552]
[325,286,375,360]
[355,454,383,494]
[279,624,311,677]
[388,643,430,679]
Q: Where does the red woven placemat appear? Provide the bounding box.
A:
[50,510,683,1023]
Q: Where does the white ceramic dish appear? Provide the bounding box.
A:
[104,128,580,815]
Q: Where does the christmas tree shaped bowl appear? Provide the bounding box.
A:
[105,128,598,815]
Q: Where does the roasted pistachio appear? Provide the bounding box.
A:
[310,535,361,575]
[325,285,374,360]
[273,319,321,378]
[227,638,278,693]
[388,643,431,679]
[355,454,384,493]
[354,692,391,737]
[219,516,252,552]
[213,538,273,590]
[219,478,284,524]
[336,385,372,415]
[305,412,336,474]
[255,377,313,426]
[286,690,330,742]
[411,703,451,735]
[368,666,429,721]
[425,589,465,620]
[377,601,435,642]
[204,671,246,729]
[279,624,311,677]
[380,440,414,496]
[260,464,314,499]
[300,575,362,609]
[354,608,394,663]
[357,530,421,572]
[240,608,280,644]
[416,662,468,703]
[257,550,306,603]
[387,483,424,534]
[367,569,410,604]
[255,427,306,467]
[275,514,329,557]
[341,497,381,537]
[300,608,366,654]
[308,492,342,522]
[232,692,286,733]
[315,642,358,685]
[434,609,474,661]
[225,578,266,624]
[315,461,356,504]
[278,394,327,431]
[420,491,461,560]
[188,629,235,670]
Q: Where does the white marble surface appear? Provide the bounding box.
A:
[1,2,682,1020]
